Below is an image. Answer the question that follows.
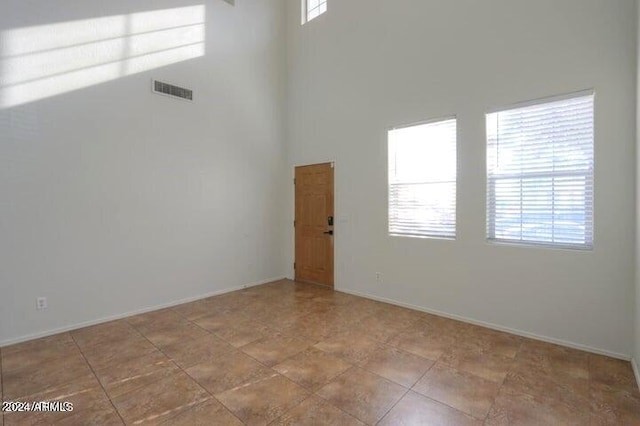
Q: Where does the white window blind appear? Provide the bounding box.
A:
[305,0,327,22]
[389,118,457,238]
[487,92,594,249]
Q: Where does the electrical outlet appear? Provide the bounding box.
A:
[375,272,382,283]
[36,297,47,310]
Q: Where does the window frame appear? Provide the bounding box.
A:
[387,116,458,240]
[302,0,328,24]
[485,90,595,251]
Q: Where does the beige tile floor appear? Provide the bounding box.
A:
[1,279,639,425]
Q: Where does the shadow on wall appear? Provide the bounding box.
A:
[0,4,206,108]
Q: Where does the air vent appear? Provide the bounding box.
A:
[152,79,193,102]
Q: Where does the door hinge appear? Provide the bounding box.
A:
[294,262,296,269]
[294,220,296,227]
[293,178,296,185]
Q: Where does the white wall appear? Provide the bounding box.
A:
[0,0,287,345]
[286,0,637,357]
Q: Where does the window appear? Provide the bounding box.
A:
[304,0,327,23]
[486,92,594,249]
[388,118,457,239]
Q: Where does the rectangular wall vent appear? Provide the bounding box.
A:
[152,79,193,102]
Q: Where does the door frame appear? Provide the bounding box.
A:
[292,159,337,287]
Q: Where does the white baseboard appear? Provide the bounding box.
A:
[337,287,631,361]
[0,276,285,348]
[632,358,640,392]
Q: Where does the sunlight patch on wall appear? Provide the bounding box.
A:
[0,5,205,108]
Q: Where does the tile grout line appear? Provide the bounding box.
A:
[212,296,455,425]
[261,347,363,424]
[12,282,616,424]
[398,329,498,423]
[122,316,247,425]
[374,386,412,425]
[74,318,217,423]
[69,333,128,426]
[406,364,494,423]
[479,344,519,423]
[306,329,455,424]
[367,333,443,424]
[485,339,596,422]
[169,304,348,426]
[264,392,318,426]
[450,329,515,423]
[172,306,353,425]
[309,365,375,425]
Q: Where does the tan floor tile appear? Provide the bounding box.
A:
[271,395,364,425]
[440,342,514,383]
[413,363,500,419]
[3,386,123,426]
[262,309,308,330]
[213,318,276,348]
[1,333,75,356]
[171,299,220,321]
[160,334,234,369]
[348,314,417,344]
[192,311,246,333]
[517,340,589,381]
[321,308,370,327]
[241,301,290,323]
[273,348,352,391]
[202,292,248,311]
[184,350,273,394]
[139,321,210,348]
[420,314,471,336]
[71,320,140,349]
[5,373,100,401]
[359,346,434,387]
[341,298,390,317]
[486,388,589,425]
[4,281,639,426]
[1,338,80,373]
[126,309,184,329]
[159,398,242,425]
[462,326,523,358]
[314,334,382,364]
[240,333,312,367]
[215,373,309,426]
[95,350,180,399]
[111,371,209,425]
[3,353,97,400]
[504,358,590,411]
[316,367,406,425]
[589,354,638,391]
[81,336,157,372]
[275,314,345,342]
[312,290,360,306]
[388,327,456,360]
[379,390,482,426]
[372,305,425,326]
[291,301,340,318]
[590,381,640,425]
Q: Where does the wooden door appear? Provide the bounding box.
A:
[295,163,334,287]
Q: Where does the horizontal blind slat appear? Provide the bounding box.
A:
[487,93,594,248]
[389,119,457,238]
